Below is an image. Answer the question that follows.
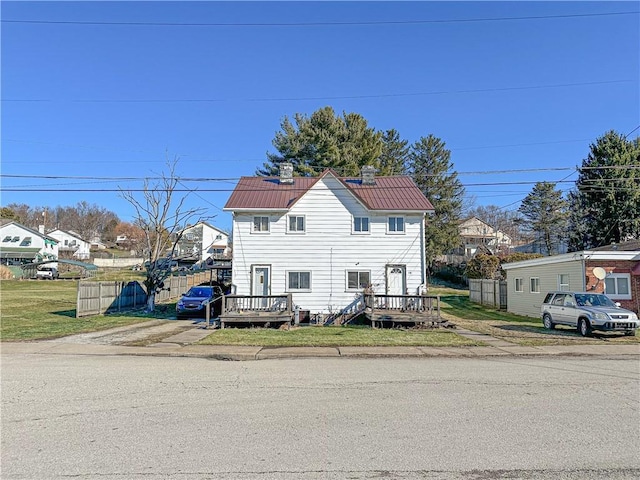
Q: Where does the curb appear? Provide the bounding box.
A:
[2,341,639,361]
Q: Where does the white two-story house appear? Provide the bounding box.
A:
[0,220,59,266]
[223,164,434,314]
[48,229,91,260]
[174,221,230,263]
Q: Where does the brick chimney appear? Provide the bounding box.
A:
[361,165,376,185]
[279,162,294,184]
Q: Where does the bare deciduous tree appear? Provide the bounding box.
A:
[120,159,207,312]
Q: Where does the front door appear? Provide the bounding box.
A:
[386,265,406,296]
[252,265,270,307]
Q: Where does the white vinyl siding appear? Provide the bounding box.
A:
[230,176,426,313]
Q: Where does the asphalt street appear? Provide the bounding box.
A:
[2,355,639,479]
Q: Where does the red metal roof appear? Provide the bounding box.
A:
[224,170,434,212]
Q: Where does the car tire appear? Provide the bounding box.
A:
[578,318,592,337]
[543,314,555,330]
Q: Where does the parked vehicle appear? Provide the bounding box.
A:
[541,291,639,336]
[36,267,59,280]
[176,285,223,319]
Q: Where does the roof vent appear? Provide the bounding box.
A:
[361,165,376,185]
[279,162,294,184]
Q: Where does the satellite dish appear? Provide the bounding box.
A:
[593,267,607,280]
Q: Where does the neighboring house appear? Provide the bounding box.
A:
[457,216,512,257]
[174,222,230,263]
[0,220,59,266]
[502,241,640,317]
[223,164,435,314]
[48,229,91,260]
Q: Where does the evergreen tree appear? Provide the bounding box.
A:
[518,182,568,255]
[408,135,465,269]
[258,106,383,177]
[378,129,409,175]
[568,130,640,249]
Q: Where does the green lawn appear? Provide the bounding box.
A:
[0,280,164,341]
[2,280,637,346]
[198,325,479,347]
[439,293,640,346]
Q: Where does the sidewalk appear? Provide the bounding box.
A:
[2,324,639,361]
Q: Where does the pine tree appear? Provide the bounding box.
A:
[519,182,568,255]
[408,135,465,269]
[257,106,383,177]
[568,130,640,249]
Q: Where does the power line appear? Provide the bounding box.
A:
[3,165,639,182]
[3,80,632,103]
[2,11,637,27]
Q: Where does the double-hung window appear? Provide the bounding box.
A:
[287,271,311,291]
[288,215,305,233]
[353,216,370,234]
[347,271,371,290]
[387,216,405,234]
[605,274,631,300]
[530,277,540,293]
[558,274,570,291]
[515,278,523,292]
[252,216,270,233]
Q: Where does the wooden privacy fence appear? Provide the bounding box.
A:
[469,279,507,310]
[76,271,211,317]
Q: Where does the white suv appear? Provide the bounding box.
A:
[541,291,639,337]
[36,267,59,280]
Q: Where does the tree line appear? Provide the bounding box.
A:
[2,107,637,290]
[259,106,639,263]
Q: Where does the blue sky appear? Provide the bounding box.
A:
[2,1,638,233]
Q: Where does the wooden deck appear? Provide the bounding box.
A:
[219,294,293,328]
[364,293,442,328]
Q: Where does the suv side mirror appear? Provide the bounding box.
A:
[565,301,575,308]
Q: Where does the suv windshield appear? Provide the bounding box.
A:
[574,294,617,308]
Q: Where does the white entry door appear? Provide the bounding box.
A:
[252,266,270,304]
[386,265,406,296]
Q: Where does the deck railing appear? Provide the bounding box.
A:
[364,293,441,319]
[221,294,293,314]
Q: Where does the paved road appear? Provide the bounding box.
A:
[2,354,639,479]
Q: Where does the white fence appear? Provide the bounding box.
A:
[92,258,144,268]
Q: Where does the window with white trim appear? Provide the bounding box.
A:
[287,271,311,291]
[558,274,570,291]
[387,216,405,234]
[252,216,270,233]
[288,215,305,233]
[347,270,371,290]
[604,274,631,300]
[515,278,523,292]
[3,236,12,242]
[353,217,370,234]
[530,277,540,293]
